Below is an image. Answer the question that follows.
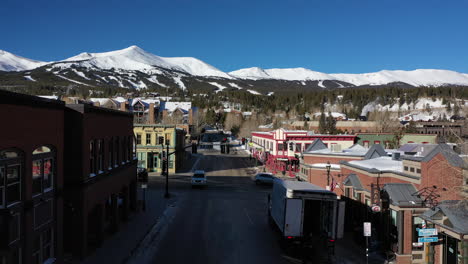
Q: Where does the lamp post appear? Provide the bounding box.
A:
[164,140,170,198]
[326,161,331,189]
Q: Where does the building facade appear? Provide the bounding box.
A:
[133,125,186,174]
[355,133,438,148]
[0,91,65,264]
[251,128,356,177]
[63,104,138,259]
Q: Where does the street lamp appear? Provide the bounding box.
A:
[326,161,331,188]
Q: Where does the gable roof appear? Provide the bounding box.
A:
[304,138,328,153]
[343,174,365,192]
[421,200,468,234]
[421,144,467,168]
[364,144,387,160]
[383,183,423,207]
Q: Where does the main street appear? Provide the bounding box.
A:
[146,149,293,264]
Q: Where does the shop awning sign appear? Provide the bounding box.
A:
[418,237,438,243]
[418,228,437,237]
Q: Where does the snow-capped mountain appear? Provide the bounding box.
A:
[229,67,468,87]
[0,50,48,71]
[60,45,233,79]
[1,46,468,93]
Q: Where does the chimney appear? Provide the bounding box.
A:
[392,152,401,160]
[148,103,155,124]
[120,101,127,111]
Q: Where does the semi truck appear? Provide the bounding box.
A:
[268,179,345,249]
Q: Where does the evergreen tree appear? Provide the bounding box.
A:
[319,111,327,134]
[327,111,337,134]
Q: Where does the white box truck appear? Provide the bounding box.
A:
[268,179,345,249]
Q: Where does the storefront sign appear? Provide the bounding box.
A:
[364,222,371,237]
[370,183,381,206]
[418,228,437,237]
[418,237,438,243]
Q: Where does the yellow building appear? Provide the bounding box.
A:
[134,124,186,173]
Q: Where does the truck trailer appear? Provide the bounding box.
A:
[268,179,345,249]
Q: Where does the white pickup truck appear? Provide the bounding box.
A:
[268,179,345,249]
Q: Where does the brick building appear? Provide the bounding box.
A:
[0,91,65,264]
[63,104,138,259]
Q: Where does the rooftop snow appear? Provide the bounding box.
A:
[348,156,403,172]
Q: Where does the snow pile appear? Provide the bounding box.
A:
[247,89,261,95]
[313,112,347,119]
[0,50,48,71]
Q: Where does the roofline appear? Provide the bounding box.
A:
[0,89,65,109]
[340,161,420,180]
[66,103,133,117]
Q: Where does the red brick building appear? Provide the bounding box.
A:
[0,91,65,264]
[63,104,138,259]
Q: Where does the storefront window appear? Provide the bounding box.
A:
[390,210,399,252]
[33,228,53,264]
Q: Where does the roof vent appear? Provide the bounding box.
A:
[392,152,401,160]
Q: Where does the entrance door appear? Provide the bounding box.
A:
[444,236,458,264]
[147,153,154,171]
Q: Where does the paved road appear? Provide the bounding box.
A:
[148,150,293,264]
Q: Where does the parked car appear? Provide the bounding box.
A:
[191,170,207,187]
[254,173,275,185]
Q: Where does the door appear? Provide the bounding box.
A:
[284,199,303,237]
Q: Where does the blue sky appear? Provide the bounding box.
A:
[2,0,468,73]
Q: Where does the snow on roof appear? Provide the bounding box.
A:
[113,96,127,103]
[348,156,402,172]
[310,163,341,170]
[160,101,191,112]
[278,179,335,194]
[89,98,111,105]
[38,95,59,100]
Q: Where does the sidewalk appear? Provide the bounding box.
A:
[79,188,179,264]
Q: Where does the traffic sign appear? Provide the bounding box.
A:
[418,228,437,237]
[364,222,371,237]
[418,237,438,243]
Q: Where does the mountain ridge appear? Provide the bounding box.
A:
[1,46,468,89]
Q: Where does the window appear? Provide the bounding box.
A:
[32,228,54,264]
[136,134,142,145]
[410,167,415,173]
[146,133,151,145]
[295,143,302,152]
[169,156,174,169]
[32,146,55,193]
[108,138,114,169]
[115,137,120,166]
[404,166,408,171]
[89,140,96,175]
[305,143,311,151]
[345,188,351,198]
[363,141,370,148]
[416,168,421,174]
[97,139,103,173]
[278,143,284,151]
[0,150,23,207]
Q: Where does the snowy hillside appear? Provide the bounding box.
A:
[0,50,48,71]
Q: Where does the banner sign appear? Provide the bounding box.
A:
[418,237,438,243]
[371,183,381,206]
